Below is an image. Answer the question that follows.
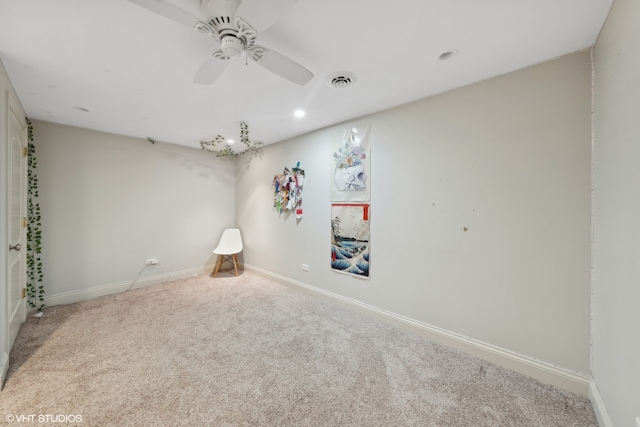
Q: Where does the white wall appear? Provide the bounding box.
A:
[593,0,640,424]
[236,51,592,377]
[32,120,235,302]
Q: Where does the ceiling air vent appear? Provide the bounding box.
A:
[327,71,357,89]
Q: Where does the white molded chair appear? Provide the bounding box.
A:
[212,228,243,278]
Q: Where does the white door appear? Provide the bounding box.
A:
[6,101,27,349]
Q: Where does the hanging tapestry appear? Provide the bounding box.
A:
[331,203,370,278]
[330,124,371,202]
[273,162,305,218]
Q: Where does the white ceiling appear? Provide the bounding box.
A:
[0,0,612,150]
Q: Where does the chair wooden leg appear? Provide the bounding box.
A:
[232,254,239,276]
[213,255,223,278]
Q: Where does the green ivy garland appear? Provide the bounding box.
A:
[26,119,45,311]
[200,121,264,158]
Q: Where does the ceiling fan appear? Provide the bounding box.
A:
[127,0,314,85]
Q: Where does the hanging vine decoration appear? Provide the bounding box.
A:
[26,119,45,311]
[200,121,264,158]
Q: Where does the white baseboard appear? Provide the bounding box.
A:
[44,265,215,307]
[589,380,613,427]
[245,264,592,397]
[0,351,8,390]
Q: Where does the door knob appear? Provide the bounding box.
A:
[9,243,21,251]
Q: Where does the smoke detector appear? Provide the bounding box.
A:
[327,71,357,89]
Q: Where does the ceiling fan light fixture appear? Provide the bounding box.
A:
[220,35,244,58]
[326,71,357,89]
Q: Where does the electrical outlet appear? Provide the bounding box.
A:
[145,258,158,265]
[302,264,309,272]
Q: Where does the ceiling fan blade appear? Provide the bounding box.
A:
[250,46,313,86]
[127,0,202,28]
[193,52,229,85]
[236,0,298,33]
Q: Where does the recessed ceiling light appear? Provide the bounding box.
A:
[73,106,91,112]
[438,50,458,61]
[294,109,306,118]
[227,139,235,144]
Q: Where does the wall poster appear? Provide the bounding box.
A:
[273,162,304,218]
[331,203,370,278]
[330,125,371,202]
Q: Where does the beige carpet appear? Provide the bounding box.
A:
[1,272,597,426]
